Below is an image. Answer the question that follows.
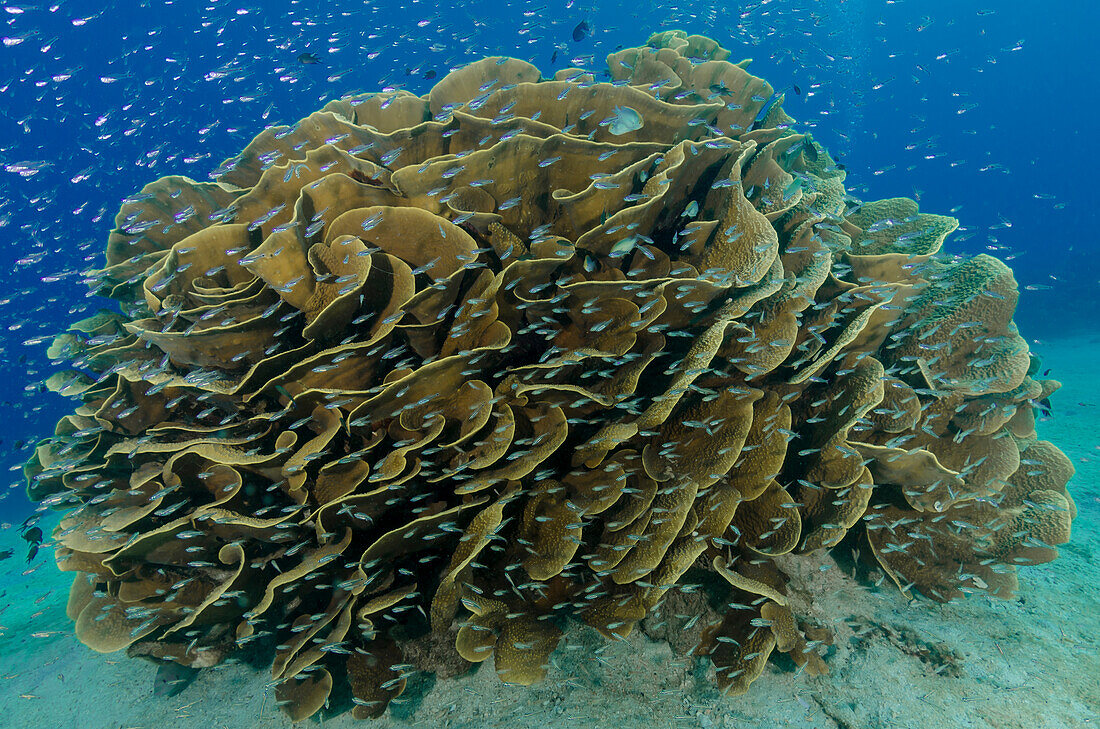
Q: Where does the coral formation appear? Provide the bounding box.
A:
[26,31,1075,719]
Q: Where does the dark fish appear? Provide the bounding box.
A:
[803,139,819,162]
[0,549,13,561]
[22,526,42,544]
[551,50,558,64]
[793,83,802,95]
[1038,397,1053,416]
[709,82,731,96]
[572,20,590,42]
[1041,368,1051,376]
[26,543,38,562]
[297,52,321,65]
[788,135,818,164]
[423,70,436,80]
[154,663,200,697]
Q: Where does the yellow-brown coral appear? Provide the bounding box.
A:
[26,30,1074,720]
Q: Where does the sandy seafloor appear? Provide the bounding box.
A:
[0,335,1096,729]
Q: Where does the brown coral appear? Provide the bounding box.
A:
[26,30,1074,720]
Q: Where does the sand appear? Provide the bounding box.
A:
[1,335,1095,729]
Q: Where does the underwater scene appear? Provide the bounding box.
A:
[0,1,1096,727]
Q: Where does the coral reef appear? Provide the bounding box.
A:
[25,31,1074,720]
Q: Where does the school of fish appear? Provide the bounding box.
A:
[22,30,1075,722]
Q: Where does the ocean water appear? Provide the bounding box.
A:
[0,1,1096,727]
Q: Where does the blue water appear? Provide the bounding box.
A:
[0,1,1096,724]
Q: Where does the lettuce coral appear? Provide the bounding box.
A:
[26,30,1074,720]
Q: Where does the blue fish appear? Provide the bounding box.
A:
[750,93,782,131]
